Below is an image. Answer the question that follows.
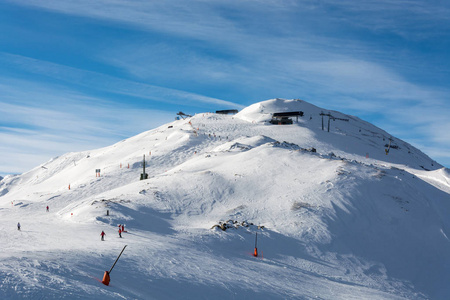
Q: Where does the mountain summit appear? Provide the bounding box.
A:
[1,99,449,299]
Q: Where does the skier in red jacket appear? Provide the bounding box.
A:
[101,231,106,241]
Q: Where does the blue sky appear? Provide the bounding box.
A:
[1,0,449,176]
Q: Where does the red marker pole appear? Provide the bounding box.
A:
[253,232,258,257]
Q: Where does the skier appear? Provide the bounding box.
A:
[101,231,106,241]
[17,222,21,230]
[118,228,122,238]
[46,206,49,212]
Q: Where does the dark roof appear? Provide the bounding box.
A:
[272,111,304,117]
[216,109,239,114]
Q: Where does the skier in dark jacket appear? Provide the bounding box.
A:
[17,222,21,230]
[101,231,106,241]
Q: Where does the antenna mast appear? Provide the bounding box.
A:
[140,154,148,180]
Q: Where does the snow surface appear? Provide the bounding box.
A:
[1,98,449,299]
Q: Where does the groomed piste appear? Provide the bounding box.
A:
[1,98,449,299]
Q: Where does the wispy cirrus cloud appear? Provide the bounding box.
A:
[0,52,244,110]
[0,78,177,176]
[316,0,450,39]
[2,0,450,170]
[9,0,450,43]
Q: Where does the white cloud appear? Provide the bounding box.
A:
[3,0,450,170]
[0,53,244,109]
[9,0,450,43]
[0,78,177,175]
[309,0,450,39]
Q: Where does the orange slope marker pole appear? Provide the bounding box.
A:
[253,232,258,257]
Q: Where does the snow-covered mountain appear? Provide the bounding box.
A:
[1,99,449,299]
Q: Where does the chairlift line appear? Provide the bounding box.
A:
[177,111,192,119]
[320,111,349,132]
[385,137,393,155]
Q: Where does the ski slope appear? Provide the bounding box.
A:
[0,99,449,299]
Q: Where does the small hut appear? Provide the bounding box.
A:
[270,111,304,125]
[216,109,239,115]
